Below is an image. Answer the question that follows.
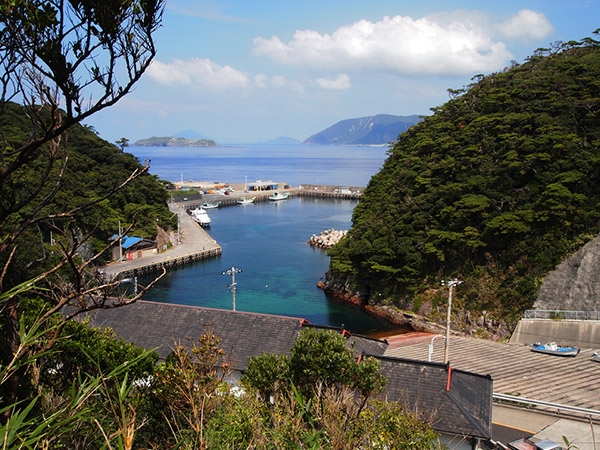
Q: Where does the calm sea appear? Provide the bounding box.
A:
[130,144,400,334]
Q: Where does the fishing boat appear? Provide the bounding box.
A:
[269,192,289,201]
[189,208,211,226]
[202,201,220,209]
[531,342,580,357]
[237,196,256,205]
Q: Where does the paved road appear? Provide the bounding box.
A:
[103,203,220,278]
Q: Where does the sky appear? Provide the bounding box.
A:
[88,0,600,144]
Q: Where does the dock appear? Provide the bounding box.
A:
[102,202,222,280]
[102,182,364,279]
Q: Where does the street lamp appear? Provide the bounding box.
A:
[441,278,463,364]
[222,267,242,311]
[120,276,138,297]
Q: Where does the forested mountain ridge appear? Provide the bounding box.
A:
[326,34,600,333]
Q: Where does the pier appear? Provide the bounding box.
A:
[102,201,222,280]
[103,182,364,279]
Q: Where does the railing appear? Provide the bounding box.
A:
[524,309,600,320]
[493,393,600,419]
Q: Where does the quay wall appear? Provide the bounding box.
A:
[510,318,600,348]
[114,247,222,280]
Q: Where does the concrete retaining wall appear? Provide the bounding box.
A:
[510,319,600,348]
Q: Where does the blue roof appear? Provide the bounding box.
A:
[110,235,142,250]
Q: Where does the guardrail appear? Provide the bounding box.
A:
[524,310,600,320]
[494,393,600,419]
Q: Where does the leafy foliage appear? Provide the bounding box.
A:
[329,34,600,321]
[242,328,387,399]
[0,102,174,286]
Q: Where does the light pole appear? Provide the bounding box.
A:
[222,267,242,311]
[441,278,463,364]
[120,276,138,296]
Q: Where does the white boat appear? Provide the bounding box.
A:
[237,196,256,204]
[189,208,211,226]
[269,192,289,201]
[202,201,220,209]
[531,342,580,357]
[593,352,600,362]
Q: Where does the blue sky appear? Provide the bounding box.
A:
[88,0,600,144]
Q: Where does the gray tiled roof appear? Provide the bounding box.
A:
[371,355,493,439]
[80,300,388,372]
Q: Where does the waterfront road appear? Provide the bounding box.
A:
[102,203,220,279]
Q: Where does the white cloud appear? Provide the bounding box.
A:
[254,73,268,88]
[147,58,249,89]
[315,74,351,90]
[498,9,554,40]
[253,11,553,76]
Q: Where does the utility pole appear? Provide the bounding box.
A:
[441,278,463,364]
[118,220,123,262]
[222,266,242,311]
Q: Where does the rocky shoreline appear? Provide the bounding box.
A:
[318,272,511,340]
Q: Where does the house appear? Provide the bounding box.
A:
[370,354,494,450]
[79,300,494,446]
[79,300,387,383]
[110,235,157,261]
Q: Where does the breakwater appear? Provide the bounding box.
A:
[308,229,348,249]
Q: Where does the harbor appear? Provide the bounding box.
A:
[102,182,363,280]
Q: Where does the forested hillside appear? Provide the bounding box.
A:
[327,33,600,327]
[0,102,174,285]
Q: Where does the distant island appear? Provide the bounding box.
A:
[134,136,218,147]
[303,114,423,145]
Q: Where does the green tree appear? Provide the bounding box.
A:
[243,328,387,400]
[0,0,164,409]
[115,137,130,152]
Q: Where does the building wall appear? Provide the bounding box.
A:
[510,319,600,348]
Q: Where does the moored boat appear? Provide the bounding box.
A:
[189,207,211,226]
[269,192,289,201]
[237,196,256,204]
[202,201,220,209]
[593,352,600,362]
[531,342,580,357]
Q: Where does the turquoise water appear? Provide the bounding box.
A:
[131,144,401,334]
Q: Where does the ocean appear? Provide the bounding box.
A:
[130,144,400,334]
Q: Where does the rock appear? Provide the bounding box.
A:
[308,229,348,249]
[535,234,600,311]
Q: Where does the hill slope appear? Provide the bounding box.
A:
[0,103,174,284]
[326,36,600,329]
[303,114,422,145]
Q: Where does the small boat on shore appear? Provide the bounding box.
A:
[593,352,600,362]
[269,192,289,201]
[190,208,211,226]
[202,201,220,209]
[531,342,580,357]
[237,196,256,205]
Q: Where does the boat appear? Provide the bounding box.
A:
[189,208,211,226]
[531,342,580,357]
[201,201,220,209]
[237,196,256,205]
[593,352,600,362]
[269,192,289,201]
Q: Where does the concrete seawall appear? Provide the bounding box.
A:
[510,318,600,348]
